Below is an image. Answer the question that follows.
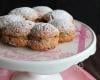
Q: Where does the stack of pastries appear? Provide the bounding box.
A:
[0,6,76,51]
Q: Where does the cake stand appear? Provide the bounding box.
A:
[0,20,96,80]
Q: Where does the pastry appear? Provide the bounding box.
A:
[49,19,76,42]
[0,14,25,27]
[2,20,35,47]
[43,9,73,22]
[33,6,53,17]
[0,6,77,51]
[28,23,59,51]
[33,6,53,22]
[9,7,38,21]
[0,14,25,38]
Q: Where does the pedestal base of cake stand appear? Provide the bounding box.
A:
[11,72,62,80]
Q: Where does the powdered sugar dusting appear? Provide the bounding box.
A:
[33,6,53,16]
[0,14,25,28]
[31,23,59,37]
[2,20,35,36]
[9,7,38,20]
[44,10,73,21]
[49,19,75,32]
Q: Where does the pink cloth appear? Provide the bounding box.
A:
[0,65,96,80]
[0,68,13,80]
[61,65,96,80]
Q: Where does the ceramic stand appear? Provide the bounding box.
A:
[0,20,96,80]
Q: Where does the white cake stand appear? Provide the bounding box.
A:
[0,20,96,80]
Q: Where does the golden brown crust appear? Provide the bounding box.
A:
[59,31,76,42]
[9,7,38,21]
[28,37,59,51]
[2,36,28,47]
[33,6,53,17]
